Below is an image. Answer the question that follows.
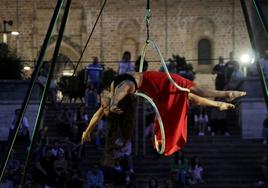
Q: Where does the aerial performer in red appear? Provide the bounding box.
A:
[82,71,246,165]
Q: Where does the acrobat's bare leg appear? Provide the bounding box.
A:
[190,86,246,101]
[189,93,235,111]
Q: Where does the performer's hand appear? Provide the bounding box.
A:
[110,104,123,114]
[82,131,91,144]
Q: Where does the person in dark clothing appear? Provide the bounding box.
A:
[212,56,226,90]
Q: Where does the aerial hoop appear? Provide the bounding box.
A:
[134,92,165,154]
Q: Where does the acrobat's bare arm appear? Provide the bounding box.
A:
[110,80,136,114]
[189,93,235,111]
[82,107,104,143]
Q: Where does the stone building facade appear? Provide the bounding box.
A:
[0,0,251,87]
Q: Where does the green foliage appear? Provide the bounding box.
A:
[171,54,195,81]
[57,69,86,100]
[0,43,24,80]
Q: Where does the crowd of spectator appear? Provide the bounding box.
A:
[4,50,268,188]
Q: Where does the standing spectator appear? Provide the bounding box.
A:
[134,56,148,72]
[37,61,58,108]
[8,109,30,147]
[209,104,230,136]
[118,51,133,75]
[85,82,98,107]
[225,51,237,86]
[260,50,268,78]
[212,56,226,90]
[86,164,104,188]
[85,56,103,91]
[188,156,204,185]
[194,107,209,136]
[262,114,268,144]
[225,61,244,91]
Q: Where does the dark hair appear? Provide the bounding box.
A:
[135,56,148,72]
[122,51,131,61]
[102,94,136,167]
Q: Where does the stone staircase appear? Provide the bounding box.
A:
[40,103,268,187]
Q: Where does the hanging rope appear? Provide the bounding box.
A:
[61,0,108,103]
[136,0,190,155]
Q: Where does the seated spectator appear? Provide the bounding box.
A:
[66,167,84,188]
[74,105,89,143]
[114,138,134,174]
[147,177,159,188]
[262,114,268,144]
[163,178,175,188]
[188,156,204,185]
[50,139,65,159]
[34,147,56,187]
[126,182,136,188]
[6,150,21,187]
[0,173,13,188]
[8,109,30,146]
[92,116,107,149]
[112,159,127,185]
[170,150,189,186]
[145,104,155,138]
[54,148,68,187]
[56,107,73,137]
[262,155,268,184]
[257,155,268,186]
[86,164,104,188]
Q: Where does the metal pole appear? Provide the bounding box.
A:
[20,0,72,186]
[0,0,64,182]
[240,0,268,109]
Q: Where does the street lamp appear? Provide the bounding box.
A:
[2,20,20,43]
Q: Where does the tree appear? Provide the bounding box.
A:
[0,43,24,80]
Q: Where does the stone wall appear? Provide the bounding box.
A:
[0,0,251,79]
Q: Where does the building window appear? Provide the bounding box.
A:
[198,38,212,65]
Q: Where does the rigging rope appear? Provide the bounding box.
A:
[136,0,190,154]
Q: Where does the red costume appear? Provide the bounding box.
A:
[138,71,195,156]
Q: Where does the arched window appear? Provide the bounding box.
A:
[198,38,212,65]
